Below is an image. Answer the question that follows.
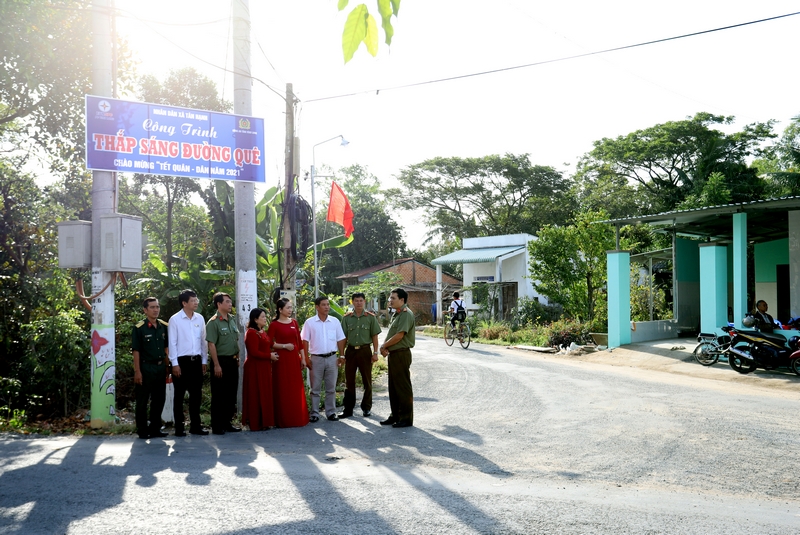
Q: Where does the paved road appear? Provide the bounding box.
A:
[1,335,799,534]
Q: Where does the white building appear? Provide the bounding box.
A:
[431,233,546,322]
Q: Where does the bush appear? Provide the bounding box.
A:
[513,297,562,327]
[478,323,511,340]
[20,309,91,417]
[542,319,593,348]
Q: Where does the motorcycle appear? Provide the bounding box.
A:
[722,316,800,375]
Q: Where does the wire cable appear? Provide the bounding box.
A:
[305,10,800,103]
[112,4,286,102]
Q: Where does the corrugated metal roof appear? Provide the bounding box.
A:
[431,246,525,265]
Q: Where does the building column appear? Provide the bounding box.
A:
[732,212,748,327]
[607,250,631,347]
[789,211,800,319]
[435,265,443,326]
[699,243,728,333]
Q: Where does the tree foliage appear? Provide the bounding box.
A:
[528,210,615,322]
[339,0,400,63]
[755,115,800,196]
[394,154,574,242]
[578,112,775,213]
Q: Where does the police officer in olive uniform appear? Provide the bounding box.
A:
[132,297,170,439]
[340,292,381,418]
[206,292,241,435]
[379,288,416,428]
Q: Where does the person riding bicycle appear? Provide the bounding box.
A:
[449,292,466,328]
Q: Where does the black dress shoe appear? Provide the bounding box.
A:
[149,430,168,438]
[327,414,339,421]
[338,412,352,419]
[309,415,319,423]
[392,420,413,428]
[379,418,396,426]
[137,433,150,440]
[190,429,209,436]
[362,410,371,417]
[212,429,225,435]
[174,430,187,437]
[225,425,242,432]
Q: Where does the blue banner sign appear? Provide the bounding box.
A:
[85,95,265,183]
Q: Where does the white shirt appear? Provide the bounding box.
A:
[450,299,464,313]
[168,309,208,365]
[301,314,346,355]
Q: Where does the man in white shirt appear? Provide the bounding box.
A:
[168,289,208,436]
[301,297,346,422]
[449,291,465,328]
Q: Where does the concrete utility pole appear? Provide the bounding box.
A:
[89,0,116,428]
[282,83,296,291]
[232,0,257,407]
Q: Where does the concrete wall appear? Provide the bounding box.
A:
[675,238,701,330]
[790,211,800,318]
[630,319,681,343]
[754,238,788,315]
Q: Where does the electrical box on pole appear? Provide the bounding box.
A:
[57,221,92,269]
[99,214,143,272]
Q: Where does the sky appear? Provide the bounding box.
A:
[112,0,800,249]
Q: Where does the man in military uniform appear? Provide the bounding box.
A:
[340,292,381,418]
[132,297,170,440]
[379,288,416,428]
[206,292,241,435]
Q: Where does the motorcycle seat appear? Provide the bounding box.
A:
[740,329,789,347]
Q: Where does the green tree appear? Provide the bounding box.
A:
[677,171,732,209]
[578,113,775,213]
[1,0,134,172]
[394,154,574,242]
[755,115,800,196]
[528,210,615,322]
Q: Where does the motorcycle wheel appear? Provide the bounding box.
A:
[728,350,757,374]
[693,342,718,366]
[791,358,800,377]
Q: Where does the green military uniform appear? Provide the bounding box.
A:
[341,311,382,415]
[132,318,169,438]
[384,306,415,424]
[206,313,240,432]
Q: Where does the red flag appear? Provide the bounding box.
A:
[326,181,355,237]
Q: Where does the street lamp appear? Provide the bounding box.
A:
[311,135,349,298]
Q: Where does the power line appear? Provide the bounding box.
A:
[111,4,286,102]
[305,10,800,103]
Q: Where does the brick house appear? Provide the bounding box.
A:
[337,258,461,325]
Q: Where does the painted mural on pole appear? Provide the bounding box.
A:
[90,269,116,427]
[85,95,265,183]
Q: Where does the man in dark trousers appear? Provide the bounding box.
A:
[379,288,415,428]
[168,289,208,436]
[206,292,241,435]
[340,292,381,418]
[131,297,169,440]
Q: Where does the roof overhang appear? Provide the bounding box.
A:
[602,196,800,244]
[431,245,525,266]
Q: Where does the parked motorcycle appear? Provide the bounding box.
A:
[722,316,800,375]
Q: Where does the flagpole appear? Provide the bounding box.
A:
[310,135,348,299]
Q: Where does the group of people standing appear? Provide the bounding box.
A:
[131,287,417,439]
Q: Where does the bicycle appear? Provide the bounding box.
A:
[444,316,471,349]
[692,331,731,366]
